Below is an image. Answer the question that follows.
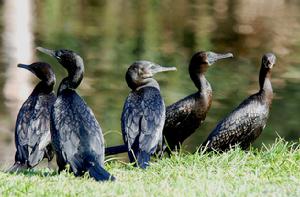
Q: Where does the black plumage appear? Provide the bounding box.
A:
[202,53,276,152]
[104,51,233,156]
[105,145,127,155]
[122,61,176,168]
[8,62,56,172]
[163,51,233,153]
[37,47,114,181]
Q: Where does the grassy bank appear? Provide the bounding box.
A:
[0,139,299,197]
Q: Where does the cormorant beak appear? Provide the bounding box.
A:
[267,60,275,69]
[206,52,233,65]
[265,53,276,69]
[36,47,60,59]
[150,64,177,75]
[18,63,34,73]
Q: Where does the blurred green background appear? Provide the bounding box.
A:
[0,0,299,166]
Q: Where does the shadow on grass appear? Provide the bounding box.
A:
[3,168,58,177]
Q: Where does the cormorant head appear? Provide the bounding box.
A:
[262,53,276,69]
[18,62,55,85]
[36,47,84,74]
[126,60,176,90]
[259,53,276,91]
[189,51,233,71]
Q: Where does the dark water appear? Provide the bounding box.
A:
[0,0,300,167]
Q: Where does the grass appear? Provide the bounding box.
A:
[0,138,300,197]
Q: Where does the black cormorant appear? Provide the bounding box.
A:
[8,62,56,172]
[202,53,276,152]
[163,51,233,153]
[105,51,233,155]
[37,47,115,181]
[122,61,176,168]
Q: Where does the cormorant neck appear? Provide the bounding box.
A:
[58,66,84,94]
[68,66,84,88]
[189,63,208,91]
[259,67,273,102]
[136,78,160,91]
[32,79,55,95]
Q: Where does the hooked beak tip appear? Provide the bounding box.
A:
[36,46,46,53]
[17,64,29,69]
[36,46,56,57]
[17,64,33,73]
[228,53,234,58]
[218,52,234,59]
[152,66,177,74]
[167,67,177,71]
[207,52,234,65]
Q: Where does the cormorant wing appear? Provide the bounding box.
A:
[121,88,164,154]
[165,94,196,128]
[51,90,105,174]
[15,93,56,166]
[204,96,268,149]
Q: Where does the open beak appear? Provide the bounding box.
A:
[150,64,177,75]
[36,47,56,58]
[206,52,233,65]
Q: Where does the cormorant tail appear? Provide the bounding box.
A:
[8,146,30,172]
[105,144,127,156]
[137,151,151,169]
[86,161,116,182]
[6,162,28,172]
[28,144,46,167]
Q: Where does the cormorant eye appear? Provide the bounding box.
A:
[55,51,62,59]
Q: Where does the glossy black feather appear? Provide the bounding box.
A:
[9,62,56,172]
[105,144,127,155]
[105,52,232,156]
[162,51,233,153]
[104,91,211,156]
[37,47,115,181]
[163,88,212,152]
[51,89,108,177]
[13,91,56,168]
[122,86,164,168]
[202,53,275,152]
[202,93,269,151]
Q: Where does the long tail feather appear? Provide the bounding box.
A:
[87,162,116,182]
[6,162,28,172]
[137,151,151,169]
[105,144,128,156]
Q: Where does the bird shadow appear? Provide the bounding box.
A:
[3,168,58,177]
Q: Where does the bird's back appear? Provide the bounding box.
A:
[121,86,165,163]
[51,89,105,173]
[163,89,212,150]
[203,93,269,151]
[15,92,56,167]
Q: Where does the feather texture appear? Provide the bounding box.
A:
[203,92,270,152]
[121,86,165,167]
[51,89,105,174]
[14,91,56,168]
